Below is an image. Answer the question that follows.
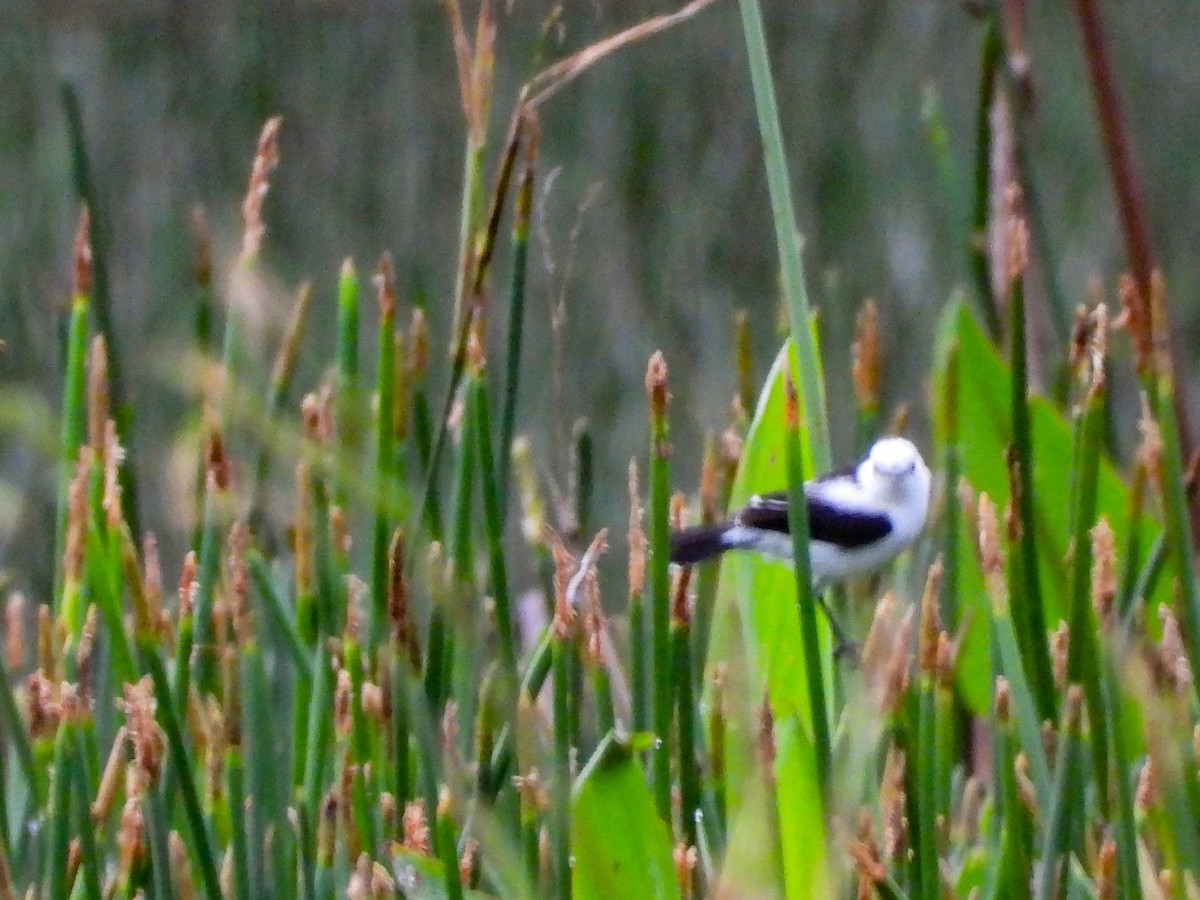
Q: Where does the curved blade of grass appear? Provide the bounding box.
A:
[735,0,829,472]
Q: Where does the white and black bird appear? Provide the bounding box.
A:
[669,436,931,644]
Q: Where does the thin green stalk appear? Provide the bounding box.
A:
[0,651,40,812]
[1064,380,1109,813]
[1117,465,1147,618]
[1099,646,1142,900]
[183,453,231,699]
[141,649,221,896]
[410,366,445,544]
[242,642,278,900]
[708,671,727,843]
[246,549,313,680]
[54,283,89,610]
[735,0,829,471]
[344,636,380,856]
[498,133,535,517]
[672,612,700,850]
[249,282,312,536]
[1034,687,1084,900]
[572,419,593,539]
[551,630,572,900]
[470,369,518,687]
[630,589,647,733]
[371,260,398,649]
[783,373,831,796]
[916,678,939,900]
[143,787,173,900]
[227,748,253,900]
[436,793,464,900]
[969,27,1002,339]
[390,653,413,811]
[44,722,73,900]
[335,259,360,508]
[1154,373,1200,707]
[483,628,553,798]
[62,84,139,537]
[646,354,673,821]
[1008,254,1056,722]
[302,643,335,830]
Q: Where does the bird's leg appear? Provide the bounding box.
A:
[813,588,857,661]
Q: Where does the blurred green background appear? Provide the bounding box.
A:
[2,0,1198,597]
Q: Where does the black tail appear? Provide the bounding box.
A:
[668,524,730,565]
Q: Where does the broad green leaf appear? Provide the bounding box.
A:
[571,736,679,900]
[704,339,832,898]
[932,301,1162,713]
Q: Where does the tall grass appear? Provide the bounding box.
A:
[5,2,1200,898]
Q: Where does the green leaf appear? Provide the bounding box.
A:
[571,736,679,900]
[931,301,1162,713]
[704,339,832,897]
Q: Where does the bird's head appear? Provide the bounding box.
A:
[862,437,932,505]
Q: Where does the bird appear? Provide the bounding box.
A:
[668,436,932,651]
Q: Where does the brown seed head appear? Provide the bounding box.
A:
[784,369,800,431]
[374,253,396,317]
[918,558,944,675]
[5,592,24,670]
[1091,517,1117,629]
[935,632,956,689]
[63,449,91,584]
[1137,393,1164,498]
[1051,621,1069,688]
[334,669,353,736]
[673,843,698,899]
[241,116,282,261]
[178,551,198,619]
[670,566,692,628]
[645,352,670,422]
[627,459,646,594]
[1158,605,1193,694]
[847,839,887,885]
[206,427,231,492]
[226,523,252,644]
[37,604,56,680]
[387,529,420,667]
[994,676,1011,724]
[76,605,98,703]
[881,607,914,716]
[1004,183,1029,286]
[73,205,92,297]
[1136,756,1158,812]
[545,527,576,639]
[860,591,898,684]
[121,677,165,784]
[87,336,109,455]
[977,493,1005,597]
[402,799,432,855]
[1014,753,1038,820]
[409,308,430,381]
[852,298,882,413]
[189,205,212,288]
[880,745,907,860]
[757,694,776,774]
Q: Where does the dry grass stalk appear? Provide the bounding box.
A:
[522,0,721,110]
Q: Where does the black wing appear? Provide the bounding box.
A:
[739,490,892,549]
